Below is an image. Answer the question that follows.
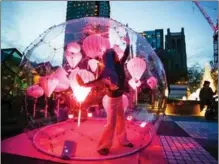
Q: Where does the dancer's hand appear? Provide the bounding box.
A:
[124,31,131,45]
[76,74,85,86]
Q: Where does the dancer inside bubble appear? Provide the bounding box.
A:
[76,32,134,155]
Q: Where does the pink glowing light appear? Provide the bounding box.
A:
[39,76,59,97]
[147,76,158,90]
[127,116,133,121]
[140,122,147,128]
[68,114,74,119]
[73,86,92,102]
[128,78,142,90]
[88,59,99,72]
[66,42,81,54]
[72,70,95,127]
[26,85,44,98]
[88,113,93,118]
[127,57,146,80]
[70,69,95,103]
[65,52,82,68]
[83,34,110,58]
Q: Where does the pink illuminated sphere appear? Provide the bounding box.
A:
[147,76,158,90]
[26,85,44,98]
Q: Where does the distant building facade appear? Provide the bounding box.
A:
[213,32,218,67]
[66,1,110,21]
[142,29,164,50]
[141,28,188,84]
[164,28,188,84]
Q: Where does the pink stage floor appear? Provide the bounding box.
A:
[2,118,166,164]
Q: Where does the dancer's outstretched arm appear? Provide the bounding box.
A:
[121,32,131,64]
[121,44,130,64]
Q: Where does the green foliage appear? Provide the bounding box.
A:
[187,63,204,93]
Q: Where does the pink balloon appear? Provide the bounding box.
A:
[65,52,82,68]
[54,82,69,92]
[127,57,146,80]
[54,67,68,77]
[66,42,81,54]
[53,67,70,92]
[102,94,129,114]
[147,76,158,90]
[113,45,124,60]
[128,78,142,90]
[39,76,59,97]
[26,85,44,98]
[77,69,95,83]
[69,67,80,90]
[83,34,110,58]
[88,59,99,72]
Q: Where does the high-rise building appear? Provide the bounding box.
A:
[65,1,110,50]
[66,1,110,21]
[141,29,164,50]
[164,28,188,84]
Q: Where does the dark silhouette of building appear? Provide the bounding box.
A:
[164,28,188,84]
[66,1,110,21]
[141,29,164,50]
[213,31,218,67]
[140,28,187,84]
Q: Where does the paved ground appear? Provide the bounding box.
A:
[2,115,218,164]
[158,115,218,164]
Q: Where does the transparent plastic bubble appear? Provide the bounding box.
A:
[21,17,168,160]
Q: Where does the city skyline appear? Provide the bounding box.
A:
[1,1,218,68]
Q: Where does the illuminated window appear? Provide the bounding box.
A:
[78,4,80,6]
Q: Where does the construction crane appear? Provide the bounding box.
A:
[193,1,218,68]
[193,1,218,32]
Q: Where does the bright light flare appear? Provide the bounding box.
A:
[73,86,91,103]
[127,116,133,121]
[88,113,93,118]
[68,114,74,119]
[140,121,147,128]
[182,96,187,101]
[199,106,207,116]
